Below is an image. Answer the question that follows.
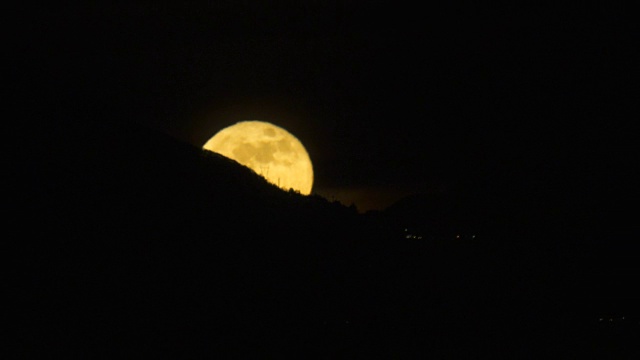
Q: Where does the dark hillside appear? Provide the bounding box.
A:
[379,151,639,349]
[9,121,638,358]
[10,120,384,356]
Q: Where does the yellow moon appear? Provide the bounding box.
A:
[203,121,314,195]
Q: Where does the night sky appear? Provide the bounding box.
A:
[14,2,634,211]
[9,4,639,355]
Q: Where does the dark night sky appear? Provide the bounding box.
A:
[13,2,634,211]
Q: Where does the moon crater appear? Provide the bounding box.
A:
[203,121,314,194]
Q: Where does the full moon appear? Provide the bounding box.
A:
[203,121,314,195]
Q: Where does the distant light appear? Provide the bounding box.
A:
[472,235,476,239]
[456,235,460,239]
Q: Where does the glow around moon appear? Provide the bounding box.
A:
[203,121,314,195]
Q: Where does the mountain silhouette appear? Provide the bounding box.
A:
[9,120,638,357]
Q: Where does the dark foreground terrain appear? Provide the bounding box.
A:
[9,121,638,358]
